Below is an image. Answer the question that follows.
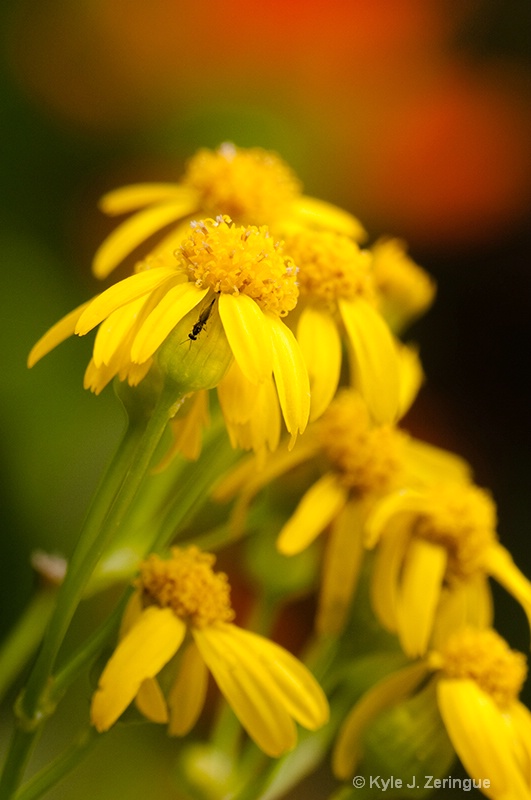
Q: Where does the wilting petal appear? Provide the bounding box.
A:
[193,625,297,757]
[483,543,531,635]
[437,679,531,800]
[90,606,185,732]
[93,201,196,279]
[291,196,366,240]
[297,304,342,421]
[135,678,169,724]
[333,662,429,779]
[397,539,448,658]
[365,489,424,549]
[167,642,209,737]
[267,315,311,446]
[28,300,92,367]
[277,473,348,556]
[100,184,196,215]
[370,520,411,632]
[218,292,273,383]
[402,438,472,486]
[339,297,401,424]
[131,283,208,363]
[76,268,177,335]
[432,577,493,649]
[317,500,365,635]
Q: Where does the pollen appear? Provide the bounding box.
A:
[414,483,498,580]
[437,628,527,709]
[136,546,235,628]
[318,391,406,493]
[182,143,301,224]
[176,216,299,317]
[282,229,375,306]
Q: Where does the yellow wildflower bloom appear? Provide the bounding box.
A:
[366,481,531,657]
[29,217,310,447]
[282,228,402,423]
[90,547,329,757]
[371,237,436,333]
[333,628,531,800]
[93,143,366,280]
[215,389,470,635]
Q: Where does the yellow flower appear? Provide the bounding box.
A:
[333,628,531,800]
[90,547,329,757]
[282,228,402,423]
[28,217,310,447]
[370,237,436,333]
[215,388,470,635]
[92,143,366,280]
[366,481,531,658]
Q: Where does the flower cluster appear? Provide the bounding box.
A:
[19,144,530,800]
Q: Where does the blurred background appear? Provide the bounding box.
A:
[1,0,530,797]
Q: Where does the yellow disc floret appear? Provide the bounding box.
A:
[414,483,497,579]
[137,546,235,628]
[318,391,406,493]
[283,229,375,306]
[182,143,302,224]
[436,628,527,709]
[177,216,299,317]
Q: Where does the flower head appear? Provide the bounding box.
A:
[93,143,366,280]
[90,547,329,757]
[28,217,310,448]
[333,628,531,800]
[282,228,403,423]
[367,481,531,657]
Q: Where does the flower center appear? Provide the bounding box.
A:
[177,216,299,317]
[136,546,235,628]
[282,229,375,306]
[414,483,497,579]
[318,391,405,493]
[436,628,527,708]
[182,143,301,224]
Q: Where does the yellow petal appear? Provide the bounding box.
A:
[402,438,472,485]
[432,577,493,649]
[297,305,342,421]
[83,358,116,395]
[339,297,401,424]
[92,295,148,367]
[217,359,260,425]
[76,268,177,335]
[118,590,144,639]
[277,473,348,556]
[217,624,329,730]
[483,543,531,636]
[99,184,197,215]
[218,292,273,383]
[93,201,195,279]
[167,642,208,737]
[193,625,297,757]
[397,538,447,658]
[28,300,92,367]
[437,679,531,800]
[135,677,169,724]
[317,500,365,635]
[396,342,424,418]
[291,196,367,240]
[333,662,429,779]
[131,283,208,363]
[370,521,411,632]
[267,314,311,446]
[364,489,424,549]
[90,606,185,732]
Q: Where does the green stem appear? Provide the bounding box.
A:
[13,728,99,800]
[0,731,40,800]
[0,591,57,705]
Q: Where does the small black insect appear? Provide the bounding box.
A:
[188,297,216,341]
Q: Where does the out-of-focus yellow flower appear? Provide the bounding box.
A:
[93,143,366,280]
[370,238,436,333]
[29,216,310,449]
[281,228,402,423]
[90,547,329,757]
[333,628,531,800]
[215,388,470,635]
[366,481,531,657]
